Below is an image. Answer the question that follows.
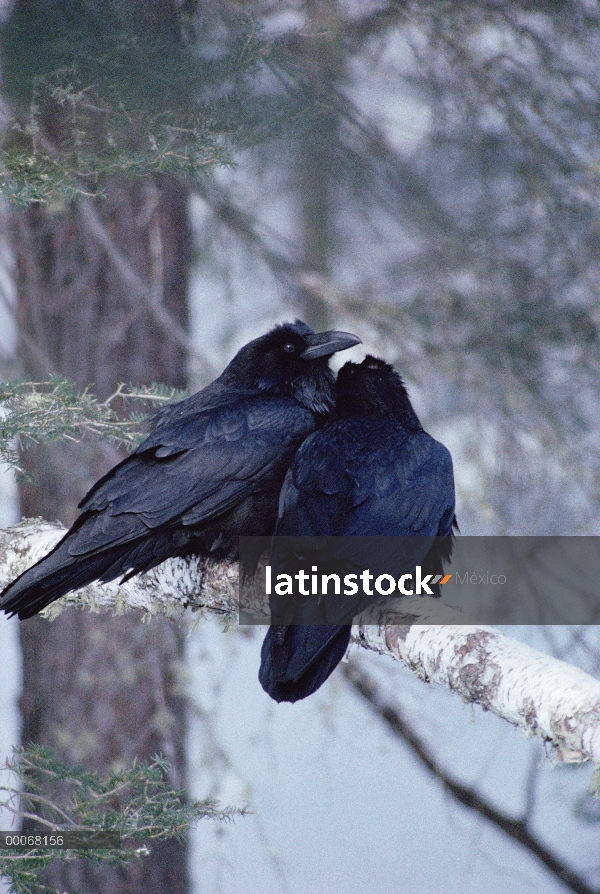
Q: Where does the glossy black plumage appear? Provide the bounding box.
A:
[259,355,457,703]
[1,322,360,620]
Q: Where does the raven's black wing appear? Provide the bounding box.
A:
[260,418,455,702]
[80,398,314,527]
[2,396,315,619]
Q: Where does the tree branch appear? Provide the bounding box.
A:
[354,610,600,764]
[2,520,600,766]
[78,200,215,379]
[343,660,599,894]
[0,519,237,622]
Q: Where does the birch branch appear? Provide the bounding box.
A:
[355,604,600,765]
[2,521,600,766]
[0,519,238,622]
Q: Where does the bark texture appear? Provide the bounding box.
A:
[356,605,600,764]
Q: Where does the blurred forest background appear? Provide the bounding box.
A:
[0,1,599,893]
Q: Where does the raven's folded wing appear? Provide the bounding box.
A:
[75,397,316,542]
[270,421,455,623]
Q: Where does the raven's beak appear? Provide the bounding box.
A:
[300,330,362,360]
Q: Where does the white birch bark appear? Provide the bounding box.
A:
[2,520,600,765]
[355,597,600,764]
[0,519,238,621]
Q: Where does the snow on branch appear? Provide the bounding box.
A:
[2,520,600,765]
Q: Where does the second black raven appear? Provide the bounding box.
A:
[259,355,457,703]
[1,321,360,620]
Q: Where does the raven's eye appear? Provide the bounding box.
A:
[283,343,296,353]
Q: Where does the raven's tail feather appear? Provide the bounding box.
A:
[0,523,178,619]
[259,624,352,703]
[0,540,140,620]
[0,513,204,620]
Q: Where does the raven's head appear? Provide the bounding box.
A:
[335,355,422,430]
[223,321,361,413]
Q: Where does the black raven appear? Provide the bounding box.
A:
[1,321,360,620]
[259,355,457,703]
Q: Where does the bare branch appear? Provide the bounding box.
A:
[78,200,214,378]
[343,660,599,894]
[0,519,237,622]
[354,611,600,764]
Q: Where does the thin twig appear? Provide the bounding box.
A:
[343,659,599,894]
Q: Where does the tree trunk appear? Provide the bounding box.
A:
[11,174,191,894]
[297,0,344,330]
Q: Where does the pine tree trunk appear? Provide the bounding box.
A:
[297,0,343,330]
[11,174,191,894]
